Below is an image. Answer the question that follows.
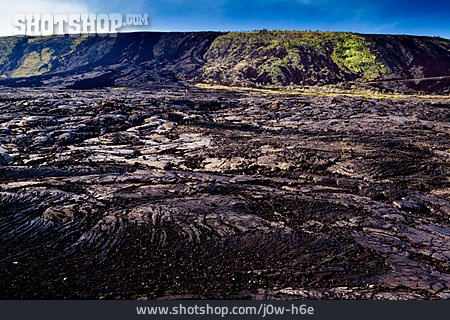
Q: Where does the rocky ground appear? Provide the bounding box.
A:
[0,86,449,299]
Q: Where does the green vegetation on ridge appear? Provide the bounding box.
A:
[11,48,54,78]
[201,30,389,86]
[5,36,89,78]
[332,35,388,78]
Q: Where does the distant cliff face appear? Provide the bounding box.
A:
[0,31,449,92]
[0,32,220,88]
[199,31,450,92]
[200,31,389,86]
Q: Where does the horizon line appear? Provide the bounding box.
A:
[0,29,448,40]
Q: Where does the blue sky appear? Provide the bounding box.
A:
[97,0,449,38]
[1,0,449,38]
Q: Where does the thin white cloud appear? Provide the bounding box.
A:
[0,0,91,36]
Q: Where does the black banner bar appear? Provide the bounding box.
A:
[0,301,448,320]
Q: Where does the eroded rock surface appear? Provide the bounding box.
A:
[0,87,449,299]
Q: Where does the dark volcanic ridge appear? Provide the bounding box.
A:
[0,31,449,93]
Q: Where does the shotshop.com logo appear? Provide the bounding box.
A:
[13,13,150,36]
